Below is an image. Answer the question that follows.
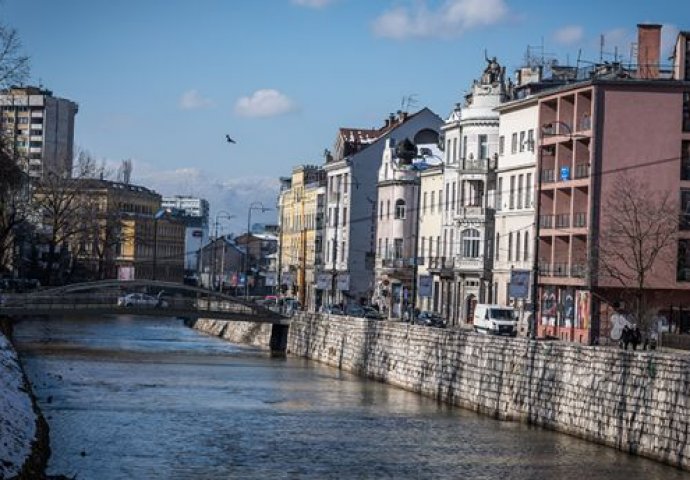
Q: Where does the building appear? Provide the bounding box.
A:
[198,235,245,291]
[277,165,326,310]
[373,134,441,319]
[534,25,690,343]
[162,195,210,279]
[235,232,278,296]
[415,165,445,313]
[431,57,509,326]
[0,86,78,179]
[323,108,443,308]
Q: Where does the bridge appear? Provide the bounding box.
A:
[0,279,289,325]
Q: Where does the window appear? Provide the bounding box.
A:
[449,230,454,257]
[443,230,447,257]
[447,139,452,162]
[385,238,389,258]
[445,184,450,211]
[509,175,515,210]
[379,201,384,219]
[384,163,389,179]
[684,92,690,132]
[497,177,503,211]
[394,238,403,259]
[519,131,526,152]
[431,191,435,213]
[423,192,428,212]
[681,190,690,230]
[527,129,534,151]
[478,134,488,159]
[678,239,690,281]
[526,173,532,208]
[453,137,458,162]
[511,133,518,153]
[395,199,406,219]
[524,231,529,261]
[516,232,521,261]
[508,233,513,261]
[499,136,505,156]
[344,173,349,194]
[517,174,524,209]
[462,229,480,258]
[387,200,390,219]
[342,207,347,226]
[462,136,467,159]
[341,241,345,262]
[436,236,440,259]
[451,182,456,211]
[420,236,426,258]
[438,189,442,210]
[378,238,382,256]
[495,233,500,260]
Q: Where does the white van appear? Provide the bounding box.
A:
[473,304,517,336]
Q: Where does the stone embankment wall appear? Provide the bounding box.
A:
[0,324,49,479]
[192,318,273,348]
[193,313,690,469]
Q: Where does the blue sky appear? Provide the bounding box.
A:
[3,0,689,232]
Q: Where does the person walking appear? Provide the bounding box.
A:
[621,325,631,350]
[631,326,642,351]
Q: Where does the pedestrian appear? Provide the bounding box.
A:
[631,326,642,351]
[621,325,631,350]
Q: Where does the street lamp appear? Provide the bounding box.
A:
[152,208,166,281]
[245,201,272,299]
[530,121,586,340]
[211,210,235,291]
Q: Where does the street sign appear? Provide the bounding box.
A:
[509,269,530,299]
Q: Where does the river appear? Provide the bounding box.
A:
[13,316,689,480]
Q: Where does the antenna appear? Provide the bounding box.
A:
[400,94,418,113]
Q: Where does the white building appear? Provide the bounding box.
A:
[162,195,210,220]
[432,57,510,326]
[415,165,444,313]
[322,108,443,307]
[373,134,441,319]
[162,196,210,277]
[0,85,78,179]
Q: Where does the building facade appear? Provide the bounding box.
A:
[0,86,78,179]
[162,195,210,278]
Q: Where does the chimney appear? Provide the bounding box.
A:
[637,23,661,79]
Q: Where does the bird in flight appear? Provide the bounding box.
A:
[226,135,236,144]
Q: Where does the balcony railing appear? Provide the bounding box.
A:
[555,214,570,229]
[574,163,589,179]
[541,169,555,183]
[573,212,587,228]
[455,257,483,270]
[458,206,486,218]
[461,159,489,172]
[539,263,587,278]
[539,215,554,229]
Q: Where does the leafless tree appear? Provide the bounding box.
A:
[0,136,28,271]
[598,174,678,332]
[0,23,29,88]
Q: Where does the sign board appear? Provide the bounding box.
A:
[118,266,135,281]
[509,269,530,299]
[264,272,277,287]
[281,272,294,286]
[316,273,330,290]
[419,275,433,297]
[560,166,570,181]
[336,273,350,291]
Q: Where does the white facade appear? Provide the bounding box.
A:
[416,165,444,313]
[162,196,210,275]
[432,58,509,326]
[322,108,443,306]
[494,98,538,317]
[0,86,78,179]
[162,195,210,220]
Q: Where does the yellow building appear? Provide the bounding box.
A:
[278,165,326,310]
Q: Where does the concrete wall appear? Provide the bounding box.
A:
[192,313,690,469]
[192,318,273,348]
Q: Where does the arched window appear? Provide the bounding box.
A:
[462,229,481,258]
[395,199,406,219]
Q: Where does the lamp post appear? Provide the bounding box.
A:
[152,209,166,281]
[211,210,235,290]
[245,202,271,300]
[530,121,586,340]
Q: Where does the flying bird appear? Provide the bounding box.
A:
[225,135,236,144]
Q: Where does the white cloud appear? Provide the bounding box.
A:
[179,89,213,110]
[133,164,279,234]
[554,25,584,45]
[234,89,297,118]
[291,0,334,8]
[372,0,509,40]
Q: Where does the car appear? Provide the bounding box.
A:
[345,304,366,317]
[117,293,168,308]
[363,306,384,320]
[415,311,446,328]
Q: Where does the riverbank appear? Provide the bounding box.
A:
[0,320,50,479]
[193,313,690,471]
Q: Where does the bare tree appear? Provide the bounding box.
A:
[0,24,29,88]
[0,136,28,271]
[598,174,678,331]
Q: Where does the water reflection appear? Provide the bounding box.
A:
[14,316,688,480]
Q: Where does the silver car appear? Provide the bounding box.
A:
[117,293,168,308]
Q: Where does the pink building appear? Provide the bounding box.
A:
[536,24,690,344]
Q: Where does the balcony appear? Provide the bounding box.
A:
[574,163,589,179]
[539,263,587,278]
[555,214,570,229]
[541,169,555,184]
[573,212,587,228]
[457,206,487,218]
[539,215,554,229]
[455,257,483,271]
[460,158,489,173]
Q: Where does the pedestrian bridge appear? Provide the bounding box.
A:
[0,279,289,325]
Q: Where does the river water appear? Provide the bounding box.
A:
[13,316,689,480]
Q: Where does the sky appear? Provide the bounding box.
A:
[3,0,689,233]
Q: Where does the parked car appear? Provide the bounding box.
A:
[363,306,384,320]
[472,304,517,336]
[415,311,447,328]
[117,293,168,308]
[345,304,366,317]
